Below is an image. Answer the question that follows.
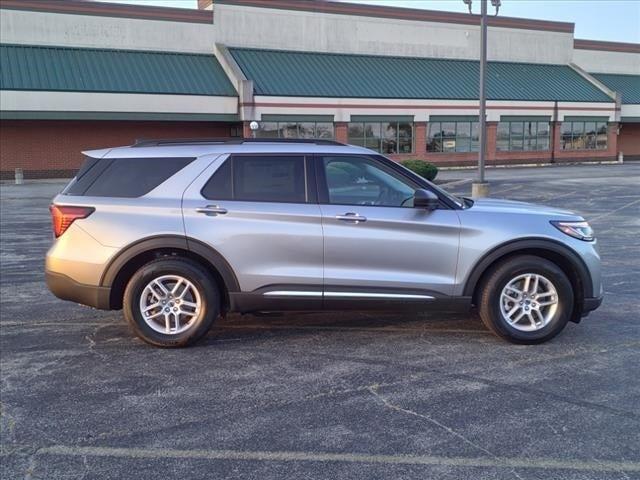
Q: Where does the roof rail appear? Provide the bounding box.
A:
[132,138,345,147]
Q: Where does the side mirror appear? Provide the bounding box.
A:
[413,189,439,210]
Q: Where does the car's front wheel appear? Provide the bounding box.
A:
[123,257,219,347]
[478,255,574,344]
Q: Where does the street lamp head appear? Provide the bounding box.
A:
[462,0,472,13]
[249,121,259,131]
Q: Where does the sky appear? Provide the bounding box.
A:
[99,0,640,43]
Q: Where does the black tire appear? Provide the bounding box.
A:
[477,255,574,344]
[123,257,219,348]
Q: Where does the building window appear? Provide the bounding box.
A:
[256,121,334,139]
[230,125,242,138]
[561,121,608,150]
[427,121,479,153]
[348,122,414,154]
[497,121,550,151]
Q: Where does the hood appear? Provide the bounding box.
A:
[470,197,582,219]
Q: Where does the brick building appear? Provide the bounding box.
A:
[1,0,638,178]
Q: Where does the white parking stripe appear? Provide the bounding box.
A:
[38,445,640,473]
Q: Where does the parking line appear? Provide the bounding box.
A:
[589,198,640,222]
[37,445,640,473]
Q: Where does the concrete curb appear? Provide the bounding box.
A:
[438,160,626,172]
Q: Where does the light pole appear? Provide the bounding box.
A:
[465,0,501,198]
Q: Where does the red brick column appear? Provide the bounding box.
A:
[552,121,563,161]
[607,122,619,158]
[243,121,253,139]
[414,122,427,157]
[334,122,349,144]
[486,121,497,162]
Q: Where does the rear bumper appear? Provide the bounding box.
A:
[45,270,112,310]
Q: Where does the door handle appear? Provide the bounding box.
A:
[335,212,367,223]
[195,205,228,216]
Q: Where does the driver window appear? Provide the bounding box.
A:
[322,156,416,207]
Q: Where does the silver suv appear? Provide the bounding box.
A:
[46,139,603,347]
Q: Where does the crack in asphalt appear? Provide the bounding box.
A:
[366,384,526,480]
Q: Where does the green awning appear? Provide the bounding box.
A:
[430,115,479,122]
[500,115,551,122]
[229,47,613,102]
[350,115,414,122]
[261,114,334,122]
[0,44,237,97]
[563,116,609,122]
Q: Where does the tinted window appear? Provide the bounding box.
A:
[67,157,194,198]
[65,156,111,195]
[201,159,232,200]
[203,156,306,203]
[322,156,416,207]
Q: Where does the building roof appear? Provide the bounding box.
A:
[229,48,613,102]
[0,44,237,97]
[591,73,640,104]
[574,39,640,54]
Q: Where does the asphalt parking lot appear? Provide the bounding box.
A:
[1,163,639,480]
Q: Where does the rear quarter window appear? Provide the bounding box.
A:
[65,157,194,198]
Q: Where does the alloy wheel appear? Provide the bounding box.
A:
[139,275,202,335]
[499,273,559,332]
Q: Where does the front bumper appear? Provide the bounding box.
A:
[582,295,604,315]
[45,270,112,310]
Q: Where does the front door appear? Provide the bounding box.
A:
[316,154,461,301]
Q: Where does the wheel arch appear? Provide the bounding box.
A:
[101,235,240,310]
[463,238,593,322]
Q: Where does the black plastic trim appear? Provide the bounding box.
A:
[229,283,471,313]
[100,235,241,293]
[582,296,603,314]
[462,238,594,298]
[229,292,323,313]
[46,270,111,310]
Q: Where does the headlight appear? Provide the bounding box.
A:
[551,220,594,241]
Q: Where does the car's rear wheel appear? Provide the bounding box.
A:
[478,255,574,344]
[123,257,219,347]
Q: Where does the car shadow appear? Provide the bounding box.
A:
[199,310,490,346]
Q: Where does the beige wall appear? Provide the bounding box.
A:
[0,9,215,54]
[1,91,238,116]
[572,48,640,75]
[213,3,574,64]
[247,96,615,123]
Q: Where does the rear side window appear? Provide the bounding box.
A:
[202,155,306,203]
[65,157,194,198]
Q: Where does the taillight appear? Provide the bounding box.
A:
[49,205,95,238]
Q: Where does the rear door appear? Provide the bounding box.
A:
[316,154,461,300]
[183,153,323,302]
